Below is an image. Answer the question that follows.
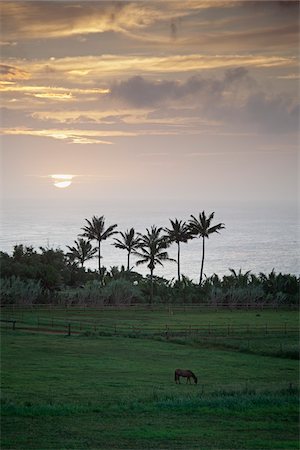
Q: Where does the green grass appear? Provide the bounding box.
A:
[1,309,299,449]
[2,307,298,335]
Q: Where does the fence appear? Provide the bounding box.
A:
[1,317,298,338]
[1,302,298,312]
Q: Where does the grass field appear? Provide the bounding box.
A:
[1,309,299,449]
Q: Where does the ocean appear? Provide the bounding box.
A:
[1,198,299,281]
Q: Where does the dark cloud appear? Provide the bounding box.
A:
[110,69,299,133]
[0,64,29,80]
[110,68,251,107]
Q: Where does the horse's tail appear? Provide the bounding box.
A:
[189,370,197,383]
[174,370,177,381]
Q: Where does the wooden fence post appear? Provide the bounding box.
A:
[165,324,169,340]
[68,323,71,336]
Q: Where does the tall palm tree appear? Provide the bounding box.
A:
[113,228,141,271]
[164,219,192,282]
[66,238,97,268]
[134,226,174,303]
[81,215,118,275]
[188,211,225,285]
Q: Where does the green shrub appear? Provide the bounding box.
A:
[101,279,143,305]
[0,276,44,305]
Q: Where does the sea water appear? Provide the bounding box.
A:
[1,198,299,281]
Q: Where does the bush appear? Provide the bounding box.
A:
[0,276,44,305]
[59,280,103,306]
[101,279,143,305]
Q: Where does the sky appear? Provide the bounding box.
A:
[0,0,299,208]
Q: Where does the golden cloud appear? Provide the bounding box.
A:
[0,127,138,144]
[1,2,236,41]
[1,54,296,90]
[0,82,110,95]
[0,64,30,81]
[1,2,164,40]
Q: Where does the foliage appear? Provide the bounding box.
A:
[0,276,44,305]
[66,238,97,268]
[80,215,118,275]
[59,280,103,306]
[188,211,225,285]
[134,226,174,303]
[113,228,141,271]
[0,246,98,302]
[101,279,143,305]
[0,243,299,307]
[164,219,192,282]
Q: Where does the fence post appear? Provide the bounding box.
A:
[12,320,16,331]
[68,323,71,336]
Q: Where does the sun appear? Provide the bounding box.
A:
[50,174,74,189]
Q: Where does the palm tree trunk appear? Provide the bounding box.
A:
[98,241,101,275]
[150,268,153,304]
[127,251,130,272]
[177,242,181,282]
[199,236,205,285]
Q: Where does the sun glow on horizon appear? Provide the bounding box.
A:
[50,174,74,188]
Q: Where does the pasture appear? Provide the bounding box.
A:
[1,308,299,449]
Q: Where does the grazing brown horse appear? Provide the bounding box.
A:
[175,368,197,384]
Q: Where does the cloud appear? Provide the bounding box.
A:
[110,69,299,133]
[1,2,237,41]
[4,54,292,84]
[110,68,252,107]
[2,1,298,57]
[0,64,30,80]
[0,127,137,145]
[1,2,167,40]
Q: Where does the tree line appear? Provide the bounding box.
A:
[69,211,224,298]
[1,211,299,306]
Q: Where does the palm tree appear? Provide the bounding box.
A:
[66,238,97,268]
[81,215,118,276]
[188,211,225,285]
[229,268,251,287]
[164,219,192,282]
[133,226,174,303]
[113,228,141,271]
